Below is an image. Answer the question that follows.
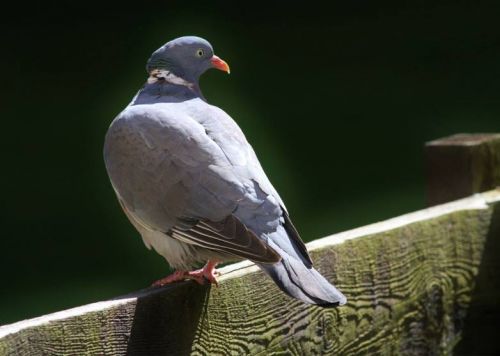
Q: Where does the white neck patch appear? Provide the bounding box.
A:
[147,69,194,88]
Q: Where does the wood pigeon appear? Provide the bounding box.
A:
[104,36,346,307]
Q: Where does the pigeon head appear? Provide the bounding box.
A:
[146,36,230,85]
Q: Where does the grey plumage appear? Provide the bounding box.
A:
[104,36,346,306]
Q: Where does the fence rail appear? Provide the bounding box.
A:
[1,133,499,355]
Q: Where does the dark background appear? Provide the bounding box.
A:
[1,2,499,325]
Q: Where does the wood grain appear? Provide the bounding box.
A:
[1,190,499,355]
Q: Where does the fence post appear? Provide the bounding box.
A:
[425,133,500,206]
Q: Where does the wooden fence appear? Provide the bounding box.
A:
[1,133,499,355]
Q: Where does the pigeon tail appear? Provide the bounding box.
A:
[255,227,346,307]
[259,258,346,307]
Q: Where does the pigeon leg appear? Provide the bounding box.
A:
[151,260,220,287]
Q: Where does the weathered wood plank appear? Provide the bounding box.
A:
[1,189,499,355]
[425,133,500,206]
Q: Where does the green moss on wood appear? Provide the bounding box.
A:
[0,194,498,355]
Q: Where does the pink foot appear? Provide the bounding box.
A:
[152,270,188,287]
[152,260,220,287]
[186,260,220,286]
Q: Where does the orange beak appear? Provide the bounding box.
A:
[210,55,230,74]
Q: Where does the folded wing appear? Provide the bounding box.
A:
[171,215,281,264]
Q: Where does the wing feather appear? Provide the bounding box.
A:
[171,215,281,264]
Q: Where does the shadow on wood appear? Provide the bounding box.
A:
[124,283,210,355]
[455,202,500,355]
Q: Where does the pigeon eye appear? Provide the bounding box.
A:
[196,49,205,57]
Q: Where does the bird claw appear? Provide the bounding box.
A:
[151,260,220,287]
[151,270,188,287]
[186,267,219,287]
